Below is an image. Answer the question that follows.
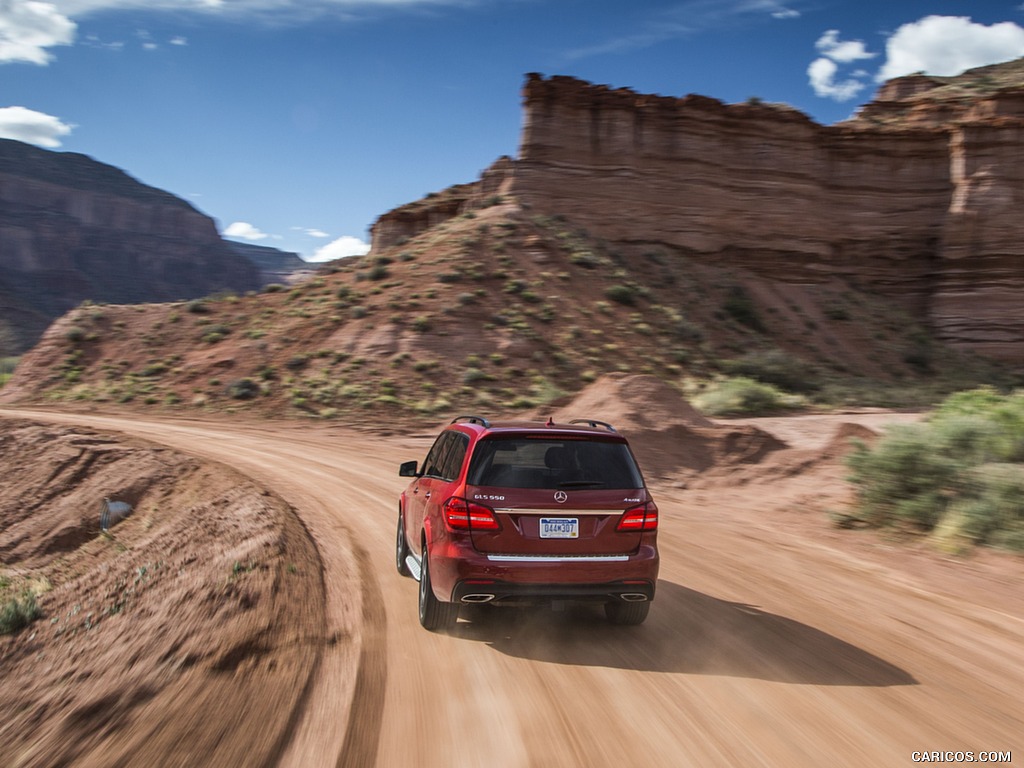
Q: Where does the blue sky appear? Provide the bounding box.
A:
[3,1,1024,261]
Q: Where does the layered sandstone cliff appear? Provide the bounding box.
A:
[372,61,1024,361]
[0,139,261,356]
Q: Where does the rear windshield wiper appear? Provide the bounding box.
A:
[557,480,607,489]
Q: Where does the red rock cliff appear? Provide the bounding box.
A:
[372,63,1024,361]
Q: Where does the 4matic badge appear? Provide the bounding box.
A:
[554,491,568,503]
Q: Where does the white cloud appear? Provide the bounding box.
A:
[0,0,76,64]
[224,221,269,241]
[169,35,187,45]
[877,15,1024,81]
[310,235,370,262]
[50,0,481,21]
[807,29,877,102]
[815,29,876,63]
[82,33,123,50]
[807,57,867,101]
[291,225,331,238]
[733,1,799,20]
[0,106,73,147]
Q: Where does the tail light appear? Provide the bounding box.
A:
[616,501,658,532]
[443,497,500,531]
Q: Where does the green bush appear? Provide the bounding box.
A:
[846,388,1024,550]
[0,357,17,389]
[285,354,309,371]
[200,324,232,344]
[693,377,795,417]
[604,284,638,306]
[722,285,764,332]
[65,326,87,343]
[1,592,41,635]
[722,348,819,393]
[226,378,260,400]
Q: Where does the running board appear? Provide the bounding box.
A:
[405,554,422,582]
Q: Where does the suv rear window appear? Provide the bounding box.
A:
[467,436,643,490]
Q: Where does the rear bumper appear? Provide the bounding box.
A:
[429,537,659,604]
[452,578,656,604]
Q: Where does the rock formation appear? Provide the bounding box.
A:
[226,241,314,285]
[371,61,1024,361]
[0,139,261,356]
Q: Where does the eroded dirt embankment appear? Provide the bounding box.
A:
[0,419,327,768]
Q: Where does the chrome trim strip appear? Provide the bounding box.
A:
[486,554,630,563]
[494,508,621,516]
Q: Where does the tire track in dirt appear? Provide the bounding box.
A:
[336,540,387,768]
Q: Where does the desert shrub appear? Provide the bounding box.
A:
[462,367,490,384]
[0,357,17,388]
[722,286,764,332]
[604,284,638,306]
[948,464,1024,546]
[285,354,309,371]
[65,326,87,343]
[141,361,169,377]
[201,324,232,344]
[722,348,819,393]
[366,264,389,281]
[226,378,260,400]
[933,388,1024,460]
[264,283,287,293]
[1,592,41,635]
[846,388,1024,549]
[847,425,959,529]
[186,299,209,314]
[693,377,794,417]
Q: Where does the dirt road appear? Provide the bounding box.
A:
[4,408,1021,767]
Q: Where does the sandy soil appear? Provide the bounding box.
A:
[1,405,1021,768]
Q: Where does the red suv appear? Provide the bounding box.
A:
[397,415,659,630]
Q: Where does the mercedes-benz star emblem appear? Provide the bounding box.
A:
[554,491,568,503]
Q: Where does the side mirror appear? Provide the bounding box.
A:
[399,460,419,477]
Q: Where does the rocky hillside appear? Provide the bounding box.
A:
[0,139,262,357]
[0,197,1009,420]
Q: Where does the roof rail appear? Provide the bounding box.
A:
[569,419,617,433]
[451,415,491,428]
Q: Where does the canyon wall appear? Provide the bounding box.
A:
[373,66,1024,361]
[0,139,261,356]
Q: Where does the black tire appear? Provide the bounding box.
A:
[605,600,650,626]
[396,513,411,577]
[418,547,459,631]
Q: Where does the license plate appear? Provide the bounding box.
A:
[540,518,578,539]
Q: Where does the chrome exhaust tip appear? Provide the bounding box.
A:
[620,593,648,602]
[461,594,496,603]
